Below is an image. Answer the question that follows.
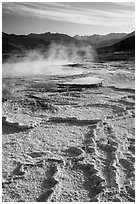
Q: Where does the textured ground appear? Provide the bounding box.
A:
[2,60,135,202]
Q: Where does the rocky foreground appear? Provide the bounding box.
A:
[2,60,135,202]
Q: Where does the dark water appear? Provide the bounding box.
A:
[2,117,33,135]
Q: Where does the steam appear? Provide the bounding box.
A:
[47,43,96,61]
[2,43,96,77]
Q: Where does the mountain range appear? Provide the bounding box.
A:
[2,31,135,60]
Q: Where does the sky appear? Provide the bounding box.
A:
[2,2,135,36]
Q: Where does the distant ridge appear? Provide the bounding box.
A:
[74,33,128,48]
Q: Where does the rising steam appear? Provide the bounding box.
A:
[2,43,96,77]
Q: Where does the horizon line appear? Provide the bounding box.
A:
[2,30,134,37]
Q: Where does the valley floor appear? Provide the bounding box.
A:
[2,60,135,202]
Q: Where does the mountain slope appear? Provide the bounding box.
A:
[98,32,135,53]
[2,32,23,53]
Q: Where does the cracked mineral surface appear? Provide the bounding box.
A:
[2,60,135,202]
